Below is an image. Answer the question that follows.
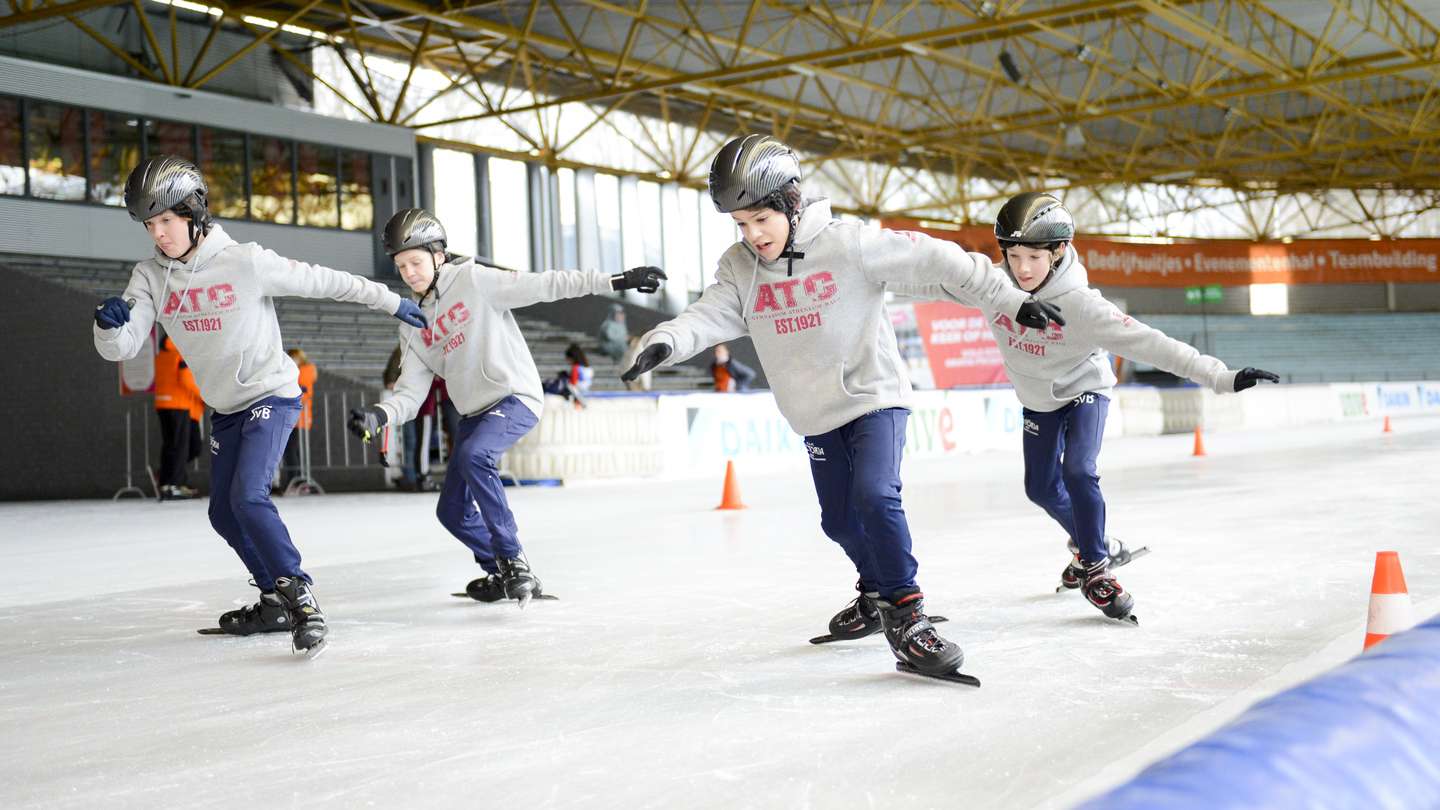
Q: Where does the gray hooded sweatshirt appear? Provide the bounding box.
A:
[637,199,1032,436]
[902,245,1239,412]
[381,258,616,424]
[94,224,403,413]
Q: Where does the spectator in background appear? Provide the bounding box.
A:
[711,343,757,392]
[542,342,593,405]
[597,303,628,361]
[280,348,316,492]
[154,333,200,500]
[621,336,652,391]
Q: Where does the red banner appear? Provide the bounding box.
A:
[882,217,1440,287]
[912,302,1008,388]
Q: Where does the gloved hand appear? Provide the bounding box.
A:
[611,266,667,293]
[393,299,427,328]
[95,297,131,329]
[1016,298,1065,330]
[348,405,389,441]
[1233,367,1279,392]
[622,343,672,382]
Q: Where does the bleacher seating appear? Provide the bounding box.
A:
[4,253,711,392]
[1133,313,1440,384]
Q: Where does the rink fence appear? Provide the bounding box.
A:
[503,380,1440,481]
[1075,611,1440,810]
[111,380,1440,494]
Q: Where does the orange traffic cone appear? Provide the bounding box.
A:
[716,460,746,510]
[1192,425,1206,457]
[1364,551,1415,650]
[1383,415,1393,433]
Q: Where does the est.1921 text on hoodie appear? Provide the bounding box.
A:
[900,245,1239,412]
[94,224,402,414]
[638,199,1032,436]
[382,258,616,424]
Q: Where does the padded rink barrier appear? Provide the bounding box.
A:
[1076,612,1440,810]
[501,395,667,481]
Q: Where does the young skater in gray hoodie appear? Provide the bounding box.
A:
[348,209,666,606]
[93,155,427,655]
[622,135,1065,682]
[910,192,1278,623]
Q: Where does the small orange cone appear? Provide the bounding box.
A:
[716,460,746,510]
[1364,551,1415,650]
[1192,425,1206,457]
[1383,415,1393,433]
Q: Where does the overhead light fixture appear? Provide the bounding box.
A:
[899,42,928,57]
[998,50,1024,84]
[1074,44,1093,63]
[789,64,817,78]
[1152,169,1195,182]
[1064,124,1085,149]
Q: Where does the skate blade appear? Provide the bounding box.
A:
[894,661,981,688]
[293,639,328,659]
[450,592,559,601]
[809,616,947,645]
[196,627,229,635]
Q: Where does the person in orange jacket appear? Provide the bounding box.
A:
[281,348,317,492]
[154,334,201,500]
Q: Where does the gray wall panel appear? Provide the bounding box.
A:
[0,54,414,157]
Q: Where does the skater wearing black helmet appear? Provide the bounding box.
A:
[92,155,429,655]
[347,208,666,607]
[623,134,1065,684]
[906,191,1278,623]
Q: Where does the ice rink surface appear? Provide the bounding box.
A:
[3,415,1438,810]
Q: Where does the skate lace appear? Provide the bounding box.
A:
[1086,572,1121,602]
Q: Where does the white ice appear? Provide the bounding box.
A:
[2,416,1438,810]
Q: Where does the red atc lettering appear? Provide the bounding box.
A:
[443,332,466,355]
[1007,335,1046,357]
[420,301,473,348]
[162,283,236,316]
[753,271,838,314]
[991,312,1064,341]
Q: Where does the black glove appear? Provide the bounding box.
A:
[1233,367,1279,392]
[622,343,671,382]
[611,266,667,293]
[1015,298,1065,330]
[393,299,427,329]
[348,405,389,441]
[95,296,131,329]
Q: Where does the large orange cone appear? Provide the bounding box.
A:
[716,460,746,510]
[1192,425,1206,457]
[1383,415,1393,433]
[1364,551,1415,650]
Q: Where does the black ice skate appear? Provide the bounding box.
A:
[453,572,559,602]
[273,576,329,656]
[877,589,978,687]
[197,590,290,636]
[1057,536,1150,593]
[1082,559,1138,625]
[497,556,538,609]
[809,580,949,644]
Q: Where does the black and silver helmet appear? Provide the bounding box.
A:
[708,135,801,213]
[124,155,211,231]
[383,208,447,256]
[994,192,1074,248]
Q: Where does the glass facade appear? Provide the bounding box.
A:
[87,110,143,207]
[248,134,294,225]
[296,142,339,228]
[198,127,247,219]
[0,93,385,231]
[27,101,85,201]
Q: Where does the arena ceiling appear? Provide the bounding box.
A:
[5,0,1440,232]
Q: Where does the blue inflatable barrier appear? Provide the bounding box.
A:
[1077,611,1440,810]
